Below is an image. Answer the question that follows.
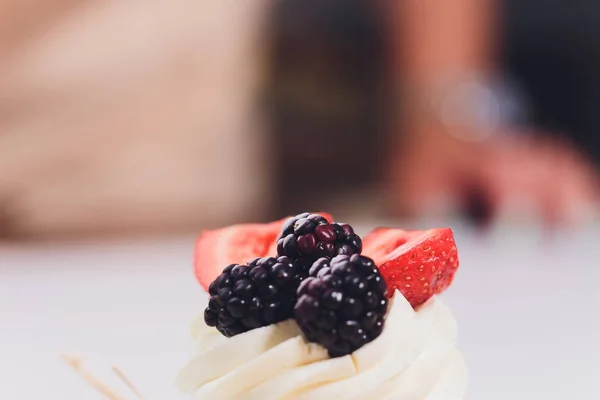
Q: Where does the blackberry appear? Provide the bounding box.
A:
[276,212,363,261]
[294,254,389,357]
[205,256,308,337]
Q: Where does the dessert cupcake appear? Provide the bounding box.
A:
[178,213,468,399]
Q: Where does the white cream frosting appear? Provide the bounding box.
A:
[177,291,468,400]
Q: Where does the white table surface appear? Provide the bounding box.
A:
[1,225,599,399]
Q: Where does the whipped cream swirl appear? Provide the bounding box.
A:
[177,291,468,400]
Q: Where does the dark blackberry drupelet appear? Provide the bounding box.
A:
[294,254,389,357]
[205,256,308,337]
[276,212,363,261]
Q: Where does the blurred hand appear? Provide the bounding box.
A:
[385,0,600,226]
[392,129,599,227]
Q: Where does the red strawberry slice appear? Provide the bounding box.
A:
[194,213,333,291]
[363,227,459,308]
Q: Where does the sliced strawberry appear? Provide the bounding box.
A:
[362,227,459,308]
[194,213,333,290]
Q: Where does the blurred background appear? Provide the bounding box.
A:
[0,0,599,238]
[1,1,600,399]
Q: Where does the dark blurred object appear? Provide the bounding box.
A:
[266,0,388,215]
[503,0,600,165]
[266,0,599,226]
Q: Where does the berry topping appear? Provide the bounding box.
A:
[277,212,362,261]
[363,227,459,307]
[205,256,309,337]
[194,213,332,291]
[294,254,388,358]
